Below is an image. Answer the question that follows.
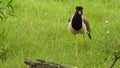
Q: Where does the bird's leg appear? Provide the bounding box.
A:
[74,35,77,44]
[83,34,86,47]
[74,35,78,57]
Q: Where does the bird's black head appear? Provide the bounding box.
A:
[75,6,83,15]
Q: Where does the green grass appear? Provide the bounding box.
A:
[0,0,120,68]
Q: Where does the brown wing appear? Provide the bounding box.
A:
[83,18,91,33]
[68,17,71,23]
[68,16,73,23]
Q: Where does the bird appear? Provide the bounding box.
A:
[68,6,92,47]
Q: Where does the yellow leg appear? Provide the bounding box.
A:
[74,35,78,57]
[74,35,77,44]
[83,34,86,47]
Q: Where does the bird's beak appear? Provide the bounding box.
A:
[78,10,81,14]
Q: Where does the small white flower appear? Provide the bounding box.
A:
[106,31,109,34]
[105,20,109,24]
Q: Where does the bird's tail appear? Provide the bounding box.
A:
[88,33,92,40]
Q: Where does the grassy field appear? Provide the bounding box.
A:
[0,0,120,68]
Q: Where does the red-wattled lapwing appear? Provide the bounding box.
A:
[68,6,91,47]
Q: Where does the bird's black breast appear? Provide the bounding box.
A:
[72,14,82,31]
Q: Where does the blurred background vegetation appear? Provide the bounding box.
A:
[0,0,120,68]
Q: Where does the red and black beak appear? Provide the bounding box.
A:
[76,9,83,15]
[75,6,83,15]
